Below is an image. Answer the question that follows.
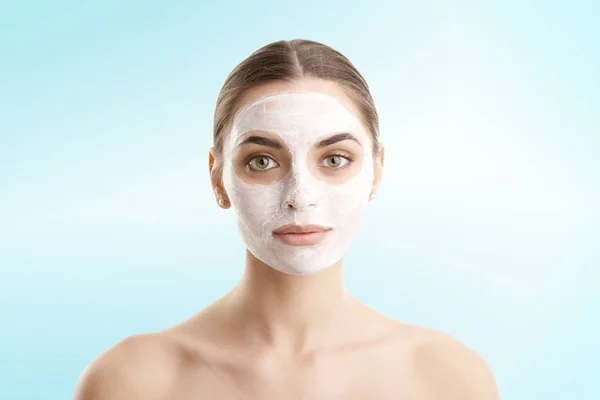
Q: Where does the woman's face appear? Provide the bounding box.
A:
[213,79,383,275]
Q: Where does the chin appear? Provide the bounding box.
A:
[274,264,329,276]
[266,253,342,276]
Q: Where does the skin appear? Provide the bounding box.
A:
[73,79,500,400]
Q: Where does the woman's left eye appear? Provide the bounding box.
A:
[321,154,351,169]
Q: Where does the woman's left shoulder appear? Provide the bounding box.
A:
[394,323,500,399]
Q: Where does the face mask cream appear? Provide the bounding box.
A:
[222,91,374,275]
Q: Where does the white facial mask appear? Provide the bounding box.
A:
[222,91,375,275]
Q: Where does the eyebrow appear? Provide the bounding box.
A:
[237,135,283,149]
[316,133,362,148]
[237,132,362,149]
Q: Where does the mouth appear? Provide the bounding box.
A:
[272,224,333,246]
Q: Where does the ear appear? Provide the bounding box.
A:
[208,148,231,209]
[369,144,384,202]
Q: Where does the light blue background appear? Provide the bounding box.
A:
[1,1,598,399]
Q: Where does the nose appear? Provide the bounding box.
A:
[281,172,318,211]
[283,198,317,210]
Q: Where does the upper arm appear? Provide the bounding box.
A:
[72,334,179,400]
[414,331,500,400]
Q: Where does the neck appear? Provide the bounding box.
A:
[225,249,353,355]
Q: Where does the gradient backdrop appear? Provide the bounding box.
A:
[1,1,598,399]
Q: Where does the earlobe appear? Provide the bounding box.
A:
[215,187,231,209]
[217,197,231,209]
[209,149,231,209]
[215,188,231,209]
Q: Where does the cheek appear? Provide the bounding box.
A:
[230,181,283,225]
[323,182,369,212]
[324,171,373,212]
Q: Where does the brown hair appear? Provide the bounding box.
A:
[212,39,380,160]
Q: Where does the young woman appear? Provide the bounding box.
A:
[74,39,499,400]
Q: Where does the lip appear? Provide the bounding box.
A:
[272,224,333,246]
[273,224,332,235]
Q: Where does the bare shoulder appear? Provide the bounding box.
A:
[401,324,499,399]
[72,333,184,400]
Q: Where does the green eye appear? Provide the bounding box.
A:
[327,155,342,168]
[248,156,277,171]
[256,156,269,168]
[321,153,353,169]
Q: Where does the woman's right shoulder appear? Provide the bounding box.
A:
[72,333,183,400]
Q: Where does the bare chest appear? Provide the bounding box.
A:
[170,349,423,400]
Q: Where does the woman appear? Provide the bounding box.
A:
[74,39,499,399]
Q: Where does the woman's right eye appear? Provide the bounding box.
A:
[248,155,279,171]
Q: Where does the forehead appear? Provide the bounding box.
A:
[232,91,366,138]
[234,79,363,119]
